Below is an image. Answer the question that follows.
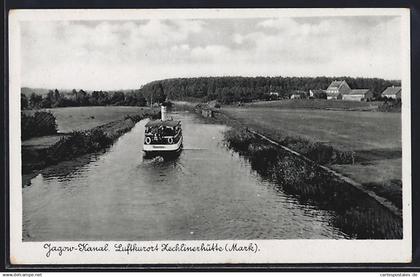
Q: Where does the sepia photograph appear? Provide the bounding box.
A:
[8,8,411,264]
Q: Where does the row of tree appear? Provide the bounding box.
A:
[141,76,400,104]
[22,76,401,109]
[21,89,151,110]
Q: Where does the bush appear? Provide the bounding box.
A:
[333,150,355,164]
[225,129,354,165]
[162,101,173,108]
[21,111,58,140]
[224,128,259,152]
[281,136,353,165]
[378,99,401,112]
[89,129,113,149]
[247,143,281,177]
[47,129,112,163]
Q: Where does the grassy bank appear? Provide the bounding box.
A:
[220,106,402,210]
[22,108,159,173]
[224,128,402,239]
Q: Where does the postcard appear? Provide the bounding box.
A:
[8,8,411,264]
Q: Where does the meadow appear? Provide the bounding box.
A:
[221,106,402,208]
[223,107,401,151]
[23,106,153,133]
[245,99,382,111]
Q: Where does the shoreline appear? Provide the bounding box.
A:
[189,103,401,217]
[21,109,160,177]
[221,126,402,239]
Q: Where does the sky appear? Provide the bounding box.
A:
[21,16,402,90]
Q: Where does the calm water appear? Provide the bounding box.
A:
[23,111,348,241]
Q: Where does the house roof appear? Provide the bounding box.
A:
[327,80,347,90]
[348,89,370,95]
[145,120,181,128]
[382,86,401,96]
[310,89,325,94]
[292,90,307,95]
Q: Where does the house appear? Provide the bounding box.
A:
[201,108,214,118]
[290,90,308,100]
[325,80,351,100]
[207,100,221,108]
[342,89,373,101]
[381,86,401,100]
[326,91,343,100]
[268,91,280,100]
[195,104,214,118]
[309,89,327,99]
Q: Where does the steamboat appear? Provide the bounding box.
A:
[143,105,183,157]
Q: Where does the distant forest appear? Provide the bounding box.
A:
[143,76,400,104]
[22,76,400,109]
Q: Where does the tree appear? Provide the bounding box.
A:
[21,94,28,109]
[44,90,55,108]
[51,89,64,108]
[154,83,166,104]
[21,111,57,139]
[110,91,125,105]
[76,89,89,106]
[29,93,43,109]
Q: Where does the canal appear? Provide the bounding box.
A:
[23,111,353,241]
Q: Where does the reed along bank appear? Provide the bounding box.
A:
[222,127,402,239]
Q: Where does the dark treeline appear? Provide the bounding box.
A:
[21,89,149,110]
[141,76,400,104]
[22,76,401,109]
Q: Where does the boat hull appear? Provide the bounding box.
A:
[143,136,183,157]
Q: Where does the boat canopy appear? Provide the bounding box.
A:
[145,120,181,128]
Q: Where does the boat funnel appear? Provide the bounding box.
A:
[161,105,167,121]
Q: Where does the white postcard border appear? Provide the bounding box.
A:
[8,8,412,264]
